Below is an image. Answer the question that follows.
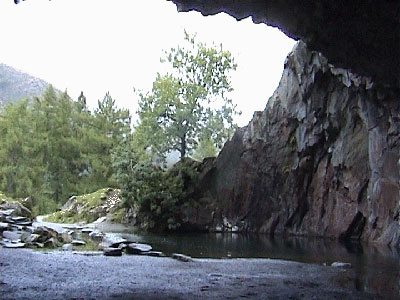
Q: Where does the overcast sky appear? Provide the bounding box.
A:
[0,0,295,126]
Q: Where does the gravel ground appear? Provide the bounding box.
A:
[0,248,376,300]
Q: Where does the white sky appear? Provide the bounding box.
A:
[0,0,295,126]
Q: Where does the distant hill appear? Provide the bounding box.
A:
[0,63,50,108]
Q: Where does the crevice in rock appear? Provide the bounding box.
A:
[339,211,366,241]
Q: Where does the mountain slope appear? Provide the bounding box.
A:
[0,63,49,107]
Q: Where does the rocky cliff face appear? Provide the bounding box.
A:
[0,64,49,107]
[190,42,400,247]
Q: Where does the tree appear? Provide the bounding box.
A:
[136,32,240,161]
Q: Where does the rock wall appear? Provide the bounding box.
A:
[191,42,400,247]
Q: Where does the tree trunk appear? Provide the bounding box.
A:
[179,134,186,160]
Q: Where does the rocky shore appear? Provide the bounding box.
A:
[0,248,376,300]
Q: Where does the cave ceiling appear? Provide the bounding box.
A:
[169,0,400,89]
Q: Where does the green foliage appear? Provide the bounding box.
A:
[0,86,130,215]
[112,138,194,231]
[192,137,217,161]
[135,32,240,161]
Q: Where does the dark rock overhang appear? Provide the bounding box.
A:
[169,0,400,89]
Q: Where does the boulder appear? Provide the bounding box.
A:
[103,247,122,256]
[126,243,152,255]
[43,237,61,248]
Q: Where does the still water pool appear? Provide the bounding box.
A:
[95,223,400,299]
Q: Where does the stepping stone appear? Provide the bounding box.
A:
[143,251,165,257]
[103,247,122,256]
[71,240,86,246]
[171,253,194,262]
[102,233,129,248]
[126,243,152,254]
[1,241,25,248]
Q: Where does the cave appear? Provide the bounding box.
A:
[169,0,400,89]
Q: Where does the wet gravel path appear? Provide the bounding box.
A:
[0,248,375,300]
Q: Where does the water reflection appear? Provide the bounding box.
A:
[96,224,399,299]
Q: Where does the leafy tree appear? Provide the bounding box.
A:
[136,32,240,161]
[192,137,217,161]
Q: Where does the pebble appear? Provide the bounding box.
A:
[171,253,194,262]
[331,262,352,269]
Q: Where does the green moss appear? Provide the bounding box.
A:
[110,207,125,223]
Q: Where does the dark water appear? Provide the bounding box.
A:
[96,224,400,299]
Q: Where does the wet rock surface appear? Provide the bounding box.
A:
[0,248,375,300]
[188,42,400,247]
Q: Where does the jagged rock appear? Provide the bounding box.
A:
[44,237,61,248]
[21,233,39,243]
[0,222,9,231]
[103,247,122,256]
[0,202,31,218]
[171,253,194,262]
[31,242,44,248]
[126,243,152,254]
[191,42,400,246]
